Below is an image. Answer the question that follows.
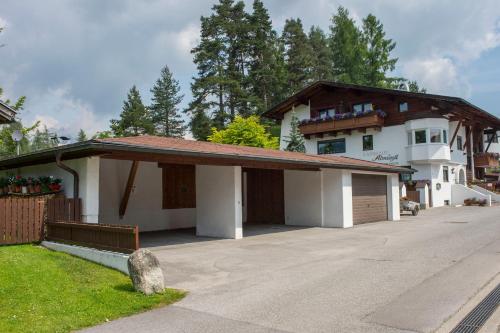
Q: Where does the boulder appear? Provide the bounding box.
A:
[127,249,165,295]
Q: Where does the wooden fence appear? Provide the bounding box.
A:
[47,197,81,223]
[406,190,420,203]
[0,197,45,245]
[46,221,139,253]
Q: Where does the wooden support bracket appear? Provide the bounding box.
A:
[119,161,139,219]
[449,120,462,148]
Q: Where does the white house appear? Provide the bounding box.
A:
[264,81,500,208]
[0,136,410,240]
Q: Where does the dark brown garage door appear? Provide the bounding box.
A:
[245,169,284,224]
[352,174,387,224]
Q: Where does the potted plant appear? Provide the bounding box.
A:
[27,177,35,194]
[12,175,25,193]
[20,177,28,194]
[49,177,62,192]
[33,178,42,193]
[38,176,51,193]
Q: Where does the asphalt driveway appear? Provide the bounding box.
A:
[83,206,500,333]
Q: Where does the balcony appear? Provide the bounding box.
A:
[298,111,386,136]
[474,152,500,168]
[406,144,451,163]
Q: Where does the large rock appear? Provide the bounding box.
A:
[127,249,165,295]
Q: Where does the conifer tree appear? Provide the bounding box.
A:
[150,65,186,137]
[282,18,313,94]
[284,112,305,153]
[329,6,366,84]
[361,14,398,87]
[76,129,88,142]
[247,0,284,114]
[308,26,333,81]
[188,0,250,139]
[110,86,153,137]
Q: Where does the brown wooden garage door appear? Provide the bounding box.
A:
[245,169,284,224]
[352,174,387,225]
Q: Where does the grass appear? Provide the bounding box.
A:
[0,244,186,333]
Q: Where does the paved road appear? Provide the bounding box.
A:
[83,206,500,333]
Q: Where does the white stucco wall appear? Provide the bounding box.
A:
[279,104,310,150]
[386,173,400,221]
[284,169,323,227]
[451,184,491,206]
[322,169,352,228]
[196,165,242,239]
[279,108,472,209]
[98,159,196,231]
[0,157,100,223]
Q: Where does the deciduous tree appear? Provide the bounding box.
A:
[208,115,278,148]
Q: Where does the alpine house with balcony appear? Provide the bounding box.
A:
[264,81,500,208]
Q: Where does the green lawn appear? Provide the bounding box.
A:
[0,244,186,333]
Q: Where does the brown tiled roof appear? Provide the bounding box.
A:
[96,135,408,173]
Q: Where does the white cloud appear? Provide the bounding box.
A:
[401,57,471,97]
[26,84,108,138]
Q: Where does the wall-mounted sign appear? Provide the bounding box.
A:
[363,150,400,165]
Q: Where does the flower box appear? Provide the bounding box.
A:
[474,153,500,168]
[298,111,386,136]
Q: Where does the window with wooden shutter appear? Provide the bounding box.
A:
[160,164,196,209]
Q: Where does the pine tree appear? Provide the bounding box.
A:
[284,112,305,152]
[76,129,88,142]
[150,65,186,137]
[329,6,366,84]
[190,109,212,141]
[408,80,426,93]
[308,26,333,81]
[282,18,313,94]
[361,14,398,87]
[187,0,251,139]
[110,86,153,137]
[247,0,284,114]
[31,126,56,151]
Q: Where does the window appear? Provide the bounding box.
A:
[415,130,427,144]
[443,130,448,144]
[443,166,449,182]
[318,139,346,154]
[399,102,409,112]
[363,135,373,151]
[161,164,196,209]
[407,132,413,145]
[352,102,373,113]
[485,133,498,143]
[318,108,335,119]
[457,135,463,150]
[430,128,441,143]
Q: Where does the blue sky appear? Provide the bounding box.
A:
[1,0,500,138]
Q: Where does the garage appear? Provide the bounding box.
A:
[244,168,284,224]
[352,174,388,224]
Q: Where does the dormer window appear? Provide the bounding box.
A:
[399,102,409,112]
[352,103,373,113]
[318,108,335,119]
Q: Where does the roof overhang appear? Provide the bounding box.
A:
[0,139,413,174]
[0,101,17,124]
[263,81,500,130]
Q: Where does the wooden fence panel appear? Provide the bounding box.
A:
[46,222,139,254]
[46,198,81,223]
[406,190,420,203]
[0,197,61,245]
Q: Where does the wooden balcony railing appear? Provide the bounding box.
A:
[474,153,500,168]
[298,112,385,136]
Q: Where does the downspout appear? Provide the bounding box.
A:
[55,152,79,199]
